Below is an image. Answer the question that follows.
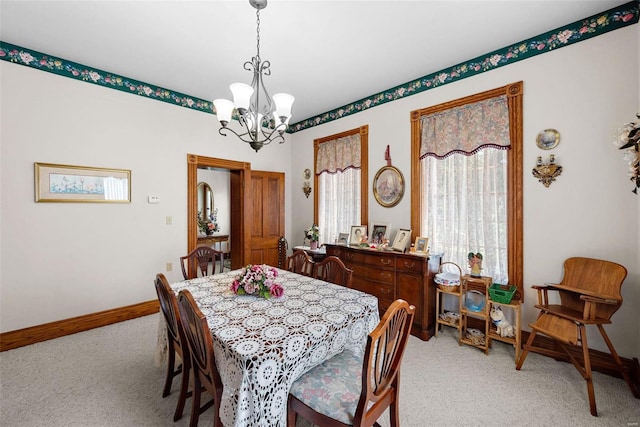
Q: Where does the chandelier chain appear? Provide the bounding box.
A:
[255,10,261,59]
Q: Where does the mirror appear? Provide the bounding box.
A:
[196,182,214,221]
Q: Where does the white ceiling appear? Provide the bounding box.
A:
[1,0,629,123]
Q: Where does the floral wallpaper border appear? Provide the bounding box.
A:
[1,1,637,133]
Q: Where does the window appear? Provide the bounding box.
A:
[411,83,523,296]
[314,126,368,245]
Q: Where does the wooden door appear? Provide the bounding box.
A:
[248,171,285,266]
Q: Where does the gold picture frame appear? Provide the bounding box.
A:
[536,129,560,150]
[414,236,429,253]
[35,162,131,203]
[373,165,405,207]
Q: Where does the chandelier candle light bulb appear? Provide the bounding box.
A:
[213,0,295,152]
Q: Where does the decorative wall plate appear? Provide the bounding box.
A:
[373,166,405,207]
[536,129,560,150]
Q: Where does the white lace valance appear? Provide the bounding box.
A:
[420,95,510,159]
[316,133,361,174]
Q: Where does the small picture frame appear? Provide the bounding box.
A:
[392,229,412,252]
[337,233,349,245]
[349,225,367,246]
[369,222,390,244]
[414,236,429,253]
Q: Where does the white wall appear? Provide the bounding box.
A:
[290,26,640,357]
[0,62,292,332]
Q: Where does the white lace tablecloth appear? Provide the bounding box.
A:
[160,268,379,427]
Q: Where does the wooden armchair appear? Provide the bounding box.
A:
[313,256,353,287]
[286,249,314,276]
[180,246,224,280]
[515,257,639,416]
[287,300,415,427]
[154,274,190,421]
[177,289,224,427]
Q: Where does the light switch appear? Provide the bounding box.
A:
[148,196,160,204]
[166,216,173,225]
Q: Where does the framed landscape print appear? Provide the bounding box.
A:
[35,162,131,203]
[349,225,367,245]
[392,228,412,252]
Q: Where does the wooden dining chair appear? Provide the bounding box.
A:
[287,299,415,427]
[177,289,224,427]
[180,246,224,280]
[515,257,640,416]
[278,236,289,269]
[313,255,353,287]
[154,273,191,421]
[286,249,314,276]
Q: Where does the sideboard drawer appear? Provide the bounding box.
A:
[352,264,395,283]
[395,257,426,274]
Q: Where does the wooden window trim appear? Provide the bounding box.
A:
[410,82,523,300]
[313,125,369,229]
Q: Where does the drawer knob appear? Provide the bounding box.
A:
[380,288,391,295]
[404,262,416,268]
[380,258,391,265]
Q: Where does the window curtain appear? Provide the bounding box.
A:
[317,134,361,245]
[420,95,509,283]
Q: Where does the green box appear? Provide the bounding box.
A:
[489,283,516,304]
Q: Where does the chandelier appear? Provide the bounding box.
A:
[213,0,295,152]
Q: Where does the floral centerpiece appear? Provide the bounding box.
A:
[198,208,220,235]
[305,224,320,249]
[231,264,284,299]
[613,113,639,194]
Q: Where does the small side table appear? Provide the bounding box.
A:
[487,298,522,363]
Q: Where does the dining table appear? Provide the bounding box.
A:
[158,266,380,427]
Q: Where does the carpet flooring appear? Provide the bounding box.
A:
[1,314,638,426]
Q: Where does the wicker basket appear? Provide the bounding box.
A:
[435,262,462,292]
[465,328,486,346]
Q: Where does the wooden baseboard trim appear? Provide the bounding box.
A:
[0,300,159,352]
[522,330,640,393]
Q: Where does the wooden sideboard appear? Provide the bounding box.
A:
[325,244,442,341]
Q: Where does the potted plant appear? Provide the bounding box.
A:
[305,224,320,249]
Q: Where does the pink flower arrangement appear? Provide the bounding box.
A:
[231,264,284,299]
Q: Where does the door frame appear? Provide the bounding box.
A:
[187,154,251,267]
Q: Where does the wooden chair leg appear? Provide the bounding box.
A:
[389,389,400,427]
[597,324,640,399]
[515,329,536,370]
[189,375,202,427]
[162,346,177,397]
[579,325,597,417]
[173,355,190,421]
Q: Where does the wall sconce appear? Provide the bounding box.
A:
[303,181,312,198]
[532,154,562,187]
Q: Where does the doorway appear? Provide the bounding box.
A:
[187,154,250,269]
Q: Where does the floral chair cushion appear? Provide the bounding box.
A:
[289,349,363,425]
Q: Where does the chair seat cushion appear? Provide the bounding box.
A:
[290,349,363,425]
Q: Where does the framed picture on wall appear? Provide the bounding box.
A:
[392,228,412,252]
[34,162,131,203]
[373,166,405,207]
[349,226,367,246]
